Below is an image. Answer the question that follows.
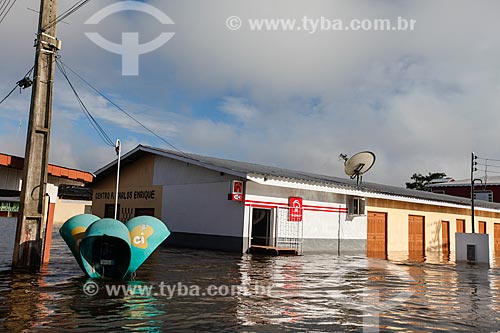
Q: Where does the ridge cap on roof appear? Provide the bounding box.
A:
[97,145,500,211]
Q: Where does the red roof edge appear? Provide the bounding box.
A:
[0,152,93,183]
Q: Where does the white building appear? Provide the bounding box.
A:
[92,145,500,257]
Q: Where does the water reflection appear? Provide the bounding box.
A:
[0,222,499,332]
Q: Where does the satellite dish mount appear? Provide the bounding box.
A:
[340,151,376,187]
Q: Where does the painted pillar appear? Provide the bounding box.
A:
[42,203,55,264]
[42,184,58,265]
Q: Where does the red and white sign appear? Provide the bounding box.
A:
[288,197,303,221]
[229,180,244,202]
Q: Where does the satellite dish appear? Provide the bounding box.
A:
[340,151,376,186]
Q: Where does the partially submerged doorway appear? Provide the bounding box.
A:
[251,208,272,246]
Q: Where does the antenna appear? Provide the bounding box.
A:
[341,151,376,186]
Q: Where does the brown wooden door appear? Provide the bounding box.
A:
[456,219,466,233]
[367,212,387,259]
[494,223,500,254]
[441,221,450,254]
[409,215,425,260]
[478,221,487,234]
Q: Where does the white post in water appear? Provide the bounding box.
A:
[114,139,121,220]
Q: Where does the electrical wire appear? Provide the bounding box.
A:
[0,85,17,106]
[0,66,34,107]
[55,59,114,147]
[0,0,10,20]
[42,0,91,30]
[0,0,16,25]
[477,162,500,169]
[476,156,500,163]
[57,59,185,154]
[475,169,500,175]
[0,0,7,14]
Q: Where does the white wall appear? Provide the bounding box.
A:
[455,233,492,265]
[153,156,246,237]
[244,182,367,242]
[0,166,22,190]
[53,199,92,224]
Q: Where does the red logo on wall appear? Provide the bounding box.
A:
[229,180,244,202]
[289,197,303,222]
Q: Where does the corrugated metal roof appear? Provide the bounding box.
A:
[95,145,500,211]
[427,176,500,187]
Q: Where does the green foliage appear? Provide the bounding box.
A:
[405,172,447,191]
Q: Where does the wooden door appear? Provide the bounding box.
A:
[409,215,425,259]
[478,221,487,234]
[367,212,387,259]
[494,223,500,254]
[441,221,450,254]
[456,219,466,233]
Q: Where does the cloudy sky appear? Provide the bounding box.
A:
[1,0,499,186]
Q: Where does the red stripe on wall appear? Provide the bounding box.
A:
[305,207,347,213]
[245,200,288,207]
[244,199,348,213]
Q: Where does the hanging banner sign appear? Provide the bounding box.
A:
[289,197,303,222]
[0,201,19,212]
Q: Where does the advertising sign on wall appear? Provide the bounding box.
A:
[288,197,303,222]
[229,180,244,202]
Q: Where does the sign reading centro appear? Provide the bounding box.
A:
[95,190,156,201]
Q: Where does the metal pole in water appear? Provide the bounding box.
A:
[114,139,121,220]
[471,152,477,233]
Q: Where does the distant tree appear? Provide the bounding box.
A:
[406,172,447,191]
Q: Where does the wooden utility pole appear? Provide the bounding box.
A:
[12,0,60,271]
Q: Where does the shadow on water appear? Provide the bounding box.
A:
[0,221,499,332]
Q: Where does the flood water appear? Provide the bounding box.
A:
[1,217,500,332]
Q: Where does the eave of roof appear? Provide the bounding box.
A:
[94,145,500,212]
[0,153,94,183]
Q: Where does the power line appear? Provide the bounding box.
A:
[0,85,17,106]
[476,169,500,175]
[0,0,10,20]
[57,59,185,154]
[476,156,500,163]
[55,58,114,147]
[476,162,500,169]
[0,0,16,25]
[0,66,34,107]
[42,0,91,30]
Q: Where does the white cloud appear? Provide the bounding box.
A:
[1,0,500,185]
[219,97,258,122]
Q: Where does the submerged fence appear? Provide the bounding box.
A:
[276,207,304,255]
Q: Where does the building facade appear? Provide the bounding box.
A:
[0,153,93,223]
[428,176,500,204]
[92,146,500,259]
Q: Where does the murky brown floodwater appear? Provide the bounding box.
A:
[1,217,499,332]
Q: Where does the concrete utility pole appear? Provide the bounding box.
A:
[12,0,60,271]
